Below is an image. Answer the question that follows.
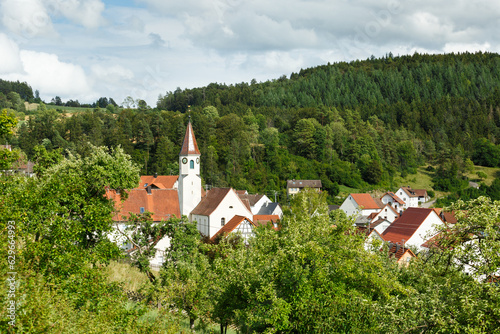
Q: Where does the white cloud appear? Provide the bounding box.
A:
[0,34,24,74]
[47,0,106,28]
[4,50,92,100]
[0,0,56,38]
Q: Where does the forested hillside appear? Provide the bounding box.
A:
[4,52,500,202]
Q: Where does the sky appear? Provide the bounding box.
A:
[0,0,499,107]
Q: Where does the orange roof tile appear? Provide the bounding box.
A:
[139,175,178,189]
[109,188,180,222]
[179,121,200,155]
[350,193,381,210]
[388,244,416,261]
[253,214,280,224]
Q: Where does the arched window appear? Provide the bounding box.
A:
[221,217,225,226]
[190,160,194,169]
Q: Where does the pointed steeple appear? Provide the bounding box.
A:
[180,119,200,155]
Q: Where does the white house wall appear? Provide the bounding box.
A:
[407,212,444,251]
[340,196,359,217]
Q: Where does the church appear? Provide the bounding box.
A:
[108,119,282,267]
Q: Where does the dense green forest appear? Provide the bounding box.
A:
[3,52,500,203]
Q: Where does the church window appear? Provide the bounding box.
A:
[221,218,225,226]
[190,160,194,169]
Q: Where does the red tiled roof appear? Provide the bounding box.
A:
[253,214,280,224]
[210,215,256,241]
[139,175,178,189]
[191,188,232,216]
[109,188,180,222]
[179,121,200,155]
[350,193,381,210]
[382,207,434,243]
[388,244,416,261]
[441,211,458,224]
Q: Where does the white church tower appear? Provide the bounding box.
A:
[178,118,202,218]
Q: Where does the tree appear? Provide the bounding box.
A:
[4,145,140,280]
[161,218,210,331]
[0,109,19,170]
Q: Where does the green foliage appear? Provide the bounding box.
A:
[2,145,139,281]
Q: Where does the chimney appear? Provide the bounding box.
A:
[154,172,158,178]
[147,185,152,195]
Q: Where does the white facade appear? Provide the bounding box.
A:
[193,189,253,238]
[340,195,380,217]
[396,188,419,209]
[371,205,399,224]
[251,195,272,215]
[150,235,171,270]
[404,211,443,251]
[380,194,403,213]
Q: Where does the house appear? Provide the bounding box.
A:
[396,186,429,209]
[380,192,405,213]
[253,214,280,229]
[382,207,444,252]
[191,187,254,238]
[386,243,416,266]
[339,193,382,217]
[368,204,399,224]
[210,215,257,244]
[238,193,283,217]
[286,179,322,196]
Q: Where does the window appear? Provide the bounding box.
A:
[229,206,233,209]
[140,207,145,214]
[190,160,194,169]
[221,217,225,226]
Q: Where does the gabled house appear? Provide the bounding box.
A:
[369,217,392,234]
[382,207,444,252]
[287,179,322,196]
[191,187,253,238]
[387,243,416,266]
[236,190,283,215]
[380,192,405,213]
[369,204,399,224]
[210,215,257,244]
[396,186,429,209]
[340,193,382,217]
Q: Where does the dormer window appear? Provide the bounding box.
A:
[144,183,148,187]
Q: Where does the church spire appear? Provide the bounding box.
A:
[179,119,200,156]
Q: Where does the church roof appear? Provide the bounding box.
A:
[139,175,178,189]
[179,121,200,155]
[108,188,180,222]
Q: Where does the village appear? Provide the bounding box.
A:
[103,120,450,270]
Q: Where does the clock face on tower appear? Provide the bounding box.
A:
[196,157,200,164]
[182,157,188,164]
